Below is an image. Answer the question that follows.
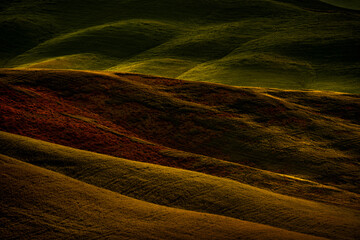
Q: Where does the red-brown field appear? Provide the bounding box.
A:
[1,69,360,239]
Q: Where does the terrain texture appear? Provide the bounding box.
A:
[1,0,360,239]
[0,69,359,239]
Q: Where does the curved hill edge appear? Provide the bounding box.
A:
[5,19,185,68]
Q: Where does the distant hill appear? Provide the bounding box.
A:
[0,0,359,92]
[321,0,360,10]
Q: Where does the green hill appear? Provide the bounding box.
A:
[0,0,359,92]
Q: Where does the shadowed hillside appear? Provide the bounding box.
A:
[0,0,359,92]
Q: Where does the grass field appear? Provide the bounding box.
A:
[0,0,359,92]
[1,131,359,240]
[2,154,331,240]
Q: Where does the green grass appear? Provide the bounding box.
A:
[7,19,184,67]
[1,131,359,240]
[0,0,359,92]
[18,53,120,70]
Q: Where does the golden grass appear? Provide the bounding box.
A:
[1,154,330,240]
[1,131,359,240]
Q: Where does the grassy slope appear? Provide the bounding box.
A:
[1,154,329,240]
[0,0,359,92]
[1,69,359,194]
[1,70,359,211]
[1,132,359,240]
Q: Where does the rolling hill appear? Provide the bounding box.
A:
[2,154,331,240]
[1,131,359,240]
[1,0,360,239]
[1,69,359,194]
[1,69,360,239]
[0,0,359,92]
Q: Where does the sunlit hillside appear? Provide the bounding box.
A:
[3,154,332,240]
[1,131,359,240]
[0,0,359,92]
